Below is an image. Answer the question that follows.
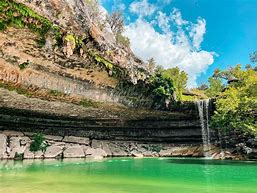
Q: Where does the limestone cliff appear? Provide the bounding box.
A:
[0,0,207,149]
[0,0,151,106]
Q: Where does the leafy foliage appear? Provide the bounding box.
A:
[211,65,257,135]
[250,51,257,63]
[162,67,188,101]
[150,73,174,103]
[205,77,223,97]
[30,133,47,152]
[92,52,114,71]
[18,61,29,70]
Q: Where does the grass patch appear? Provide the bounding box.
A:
[79,98,99,108]
[48,89,65,97]
[0,81,32,97]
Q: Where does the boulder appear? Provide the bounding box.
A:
[9,137,20,149]
[23,146,44,159]
[23,147,34,159]
[171,147,189,156]
[34,151,44,159]
[85,148,107,159]
[108,143,128,157]
[47,141,66,146]
[131,150,144,158]
[45,135,63,142]
[142,150,155,157]
[159,149,173,157]
[1,130,24,137]
[44,145,63,158]
[8,137,25,159]
[112,149,128,157]
[20,136,31,145]
[63,145,85,158]
[91,140,102,148]
[248,148,257,159]
[0,134,7,159]
[91,140,112,156]
[63,136,90,145]
[212,152,222,160]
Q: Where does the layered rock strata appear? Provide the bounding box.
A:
[0,130,238,160]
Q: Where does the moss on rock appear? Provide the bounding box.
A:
[0,0,61,46]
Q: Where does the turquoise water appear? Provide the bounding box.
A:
[0,158,257,193]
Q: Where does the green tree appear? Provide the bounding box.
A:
[250,51,257,63]
[211,65,257,135]
[205,77,223,97]
[150,73,174,106]
[162,67,188,101]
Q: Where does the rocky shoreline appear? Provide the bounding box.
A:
[0,130,244,160]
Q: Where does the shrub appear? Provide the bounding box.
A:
[18,61,29,70]
[30,133,47,152]
[150,73,174,106]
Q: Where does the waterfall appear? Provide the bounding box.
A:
[196,99,211,157]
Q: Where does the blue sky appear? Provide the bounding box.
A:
[100,0,257,87]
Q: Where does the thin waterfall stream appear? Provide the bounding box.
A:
[196,99,211,157]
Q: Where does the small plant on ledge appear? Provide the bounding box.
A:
[30,133,47,152]
[18,61,29,70]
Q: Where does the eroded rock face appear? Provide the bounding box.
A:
[63,145,85,158]
[131,150,143,158]
[63,136,90,145]
[45,135,63,142]
[1,130,24,137]
[44,145,63,159]
[14,0,149,84]
[0,134,7,159]
[8,137,22,159]
[20,136,31,146]
[85,147,107,159]
[0,129,252,160]
[23,147,34,159]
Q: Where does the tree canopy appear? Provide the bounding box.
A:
[162,67,188,101]
[205,77,223,98]
[211,65,257,135]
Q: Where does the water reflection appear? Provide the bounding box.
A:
[166,158,257,166]
[0,158,107,171]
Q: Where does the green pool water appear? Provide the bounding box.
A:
[0,158,257,193]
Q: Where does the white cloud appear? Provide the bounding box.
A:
[124,16,215,87]
[112,0,126,11]
[129,0,157,17]
[171,8,188,26]
[189,17,206,50]
[157,0,172,5]
[156,11,171,34]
